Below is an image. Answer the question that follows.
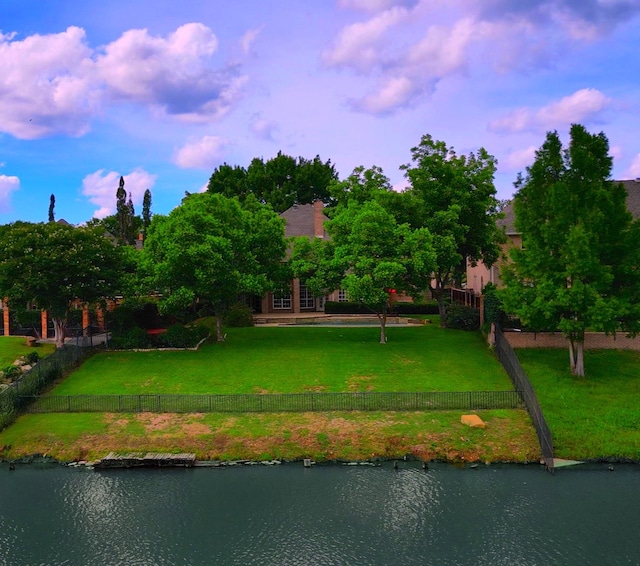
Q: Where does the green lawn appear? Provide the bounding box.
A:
[0,336,55,367]
[517,348,640,461]
[52,325,513,395]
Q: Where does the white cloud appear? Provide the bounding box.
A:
[82,168,157,219]
[0,175,20,213]
[250,117,279,141]
[489,89,611,133]
[0,26,98,139]
[240,27,262,55]
[627,154,640,179]
[173,136,228,169]
[352,76,417,114]
[322,6,409,72]
[502,146,538,171]
[0,23,249,139]
[96,23,247,123]
[338,0,417,12]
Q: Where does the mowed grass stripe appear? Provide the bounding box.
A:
[51,326,512,395]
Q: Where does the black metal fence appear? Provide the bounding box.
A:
[493,325,554,471]
[20,390,522,414]
[0,344,94,430]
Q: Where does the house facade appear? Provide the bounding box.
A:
[465,178,640,294]
[261,201,346,314]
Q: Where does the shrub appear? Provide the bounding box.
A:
[391,302,440,315]
[1,365,22,381]
[25,351,40,365]
[157,324,209,348]
[324,301,377,314]
[446,304,480,331]
[109,327,151,349]
[223,303,254,327]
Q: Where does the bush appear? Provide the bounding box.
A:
[391,302,440,315]
[157,324,209,348]
[223,303,254,327]
[109,327,151,349]
[324,301,377,314]
[446,304,480,331]
[25,351,40,365]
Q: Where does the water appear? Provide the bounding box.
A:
[1,462,639,565]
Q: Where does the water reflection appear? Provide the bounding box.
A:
[0,462,639,565]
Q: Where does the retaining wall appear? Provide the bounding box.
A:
[503,331,640,351]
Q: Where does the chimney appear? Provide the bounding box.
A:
[313,200,325,238]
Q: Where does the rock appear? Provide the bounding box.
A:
[461,414,486,428]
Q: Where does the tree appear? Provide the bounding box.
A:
[0,222,125,347]
[292,195,435,344]
[142,189,152,242]
[500,124,640,377]
[143,193,288,341]
[401,134,504,326]
[207,152,338,213]
[48,194,55,223]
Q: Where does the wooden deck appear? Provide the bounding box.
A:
[95,452,196,469]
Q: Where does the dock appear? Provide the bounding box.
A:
[95,452,196,469]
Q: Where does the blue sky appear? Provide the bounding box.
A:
[1,0,640,224]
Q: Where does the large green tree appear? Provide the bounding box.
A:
[143,193,288,341]
[401,134,503,325]
[0,222,125,347]
[292,194,435,344]
[207,152,338,213]
[500,124,640,377]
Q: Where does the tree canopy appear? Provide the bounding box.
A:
[0,222,126,347]
[292,175,435,343]
[207,152,338,213]
[143,193,288,341]
[400,134,503,325]
[500,124,640,377]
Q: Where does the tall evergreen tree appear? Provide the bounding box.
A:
[116,176,128,244]
[142,189,152,242]
[48,194,55,223]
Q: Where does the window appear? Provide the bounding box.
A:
[338,289,348,302]
[300,285,315,309]
[273,294,291,310]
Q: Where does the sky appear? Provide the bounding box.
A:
[1,0,640,224]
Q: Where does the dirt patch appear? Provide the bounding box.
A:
[347,375,375,391]
[303,385,327,392]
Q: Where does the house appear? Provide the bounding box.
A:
[466,179,640,294]
[260,201,346,314]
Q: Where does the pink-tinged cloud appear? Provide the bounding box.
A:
[502,146,538,171]
[489,89,610,133]
[322,6,409,72]
[96,23,247,123]
[627,154,640,179]
[250,116,279,141]
[351,76,417,114]
[0,27,98,139]
[82,168,157,219]
[0,175,20,213]
[173,136,228,169]
[337,0,418,13]
[240,27,262,55]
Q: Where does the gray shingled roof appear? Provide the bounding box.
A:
[280,203,329,238]
[499,179,640,234]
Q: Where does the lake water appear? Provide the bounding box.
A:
[1,461,639,565]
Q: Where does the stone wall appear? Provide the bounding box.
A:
[503,331,640,351]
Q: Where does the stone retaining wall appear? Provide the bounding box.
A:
[503,331,640,351]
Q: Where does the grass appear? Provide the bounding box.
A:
[0,410,540,463]
[0,336,55,367]
[52,325,512,395]
[516,348,640,461]
[0,325,542,463]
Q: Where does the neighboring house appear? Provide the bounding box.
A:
[261,201,346,314]
[466,179,640,294]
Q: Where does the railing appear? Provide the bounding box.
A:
[493,325,555,472]
[450,288,481,310]
[0,344,95,430]
[19,390,523,414]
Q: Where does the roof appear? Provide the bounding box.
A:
[280,203,329,239]
[500,179,640,234]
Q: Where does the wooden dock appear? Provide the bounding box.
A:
[95,452,196,469]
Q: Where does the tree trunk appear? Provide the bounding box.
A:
[569,338,585,377]
[378,307,388,344]
[53,317,67,348]
[215,313,225,342]
[433,286,447,327]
